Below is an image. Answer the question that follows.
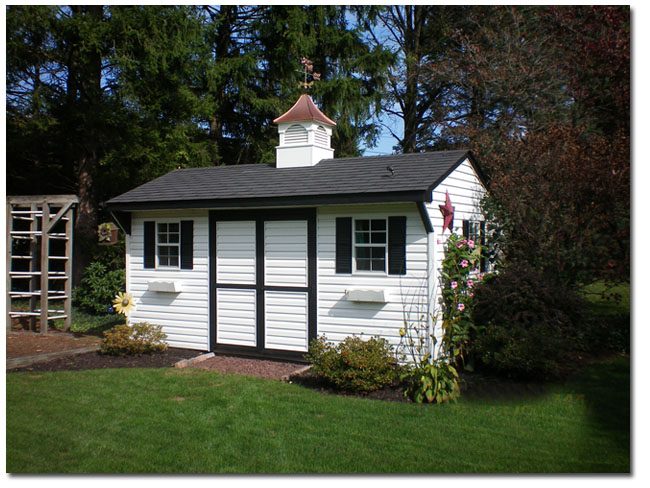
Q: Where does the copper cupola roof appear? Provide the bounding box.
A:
[273,94,337,126]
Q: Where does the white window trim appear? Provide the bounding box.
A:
[156,221,181,269]
[352,217,388,275]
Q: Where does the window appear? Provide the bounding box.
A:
[157,222,180,267]
[464,220,481,244]
[463,219,487,273]
[354,219,387,272]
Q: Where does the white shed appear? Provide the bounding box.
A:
[106,95,488,361]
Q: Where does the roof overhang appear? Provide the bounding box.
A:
[106,189,430,212]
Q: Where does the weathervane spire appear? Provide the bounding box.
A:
[298,57,321,90]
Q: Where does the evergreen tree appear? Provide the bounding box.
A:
[6,5,393,283]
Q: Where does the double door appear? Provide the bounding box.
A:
[210,210,316,358]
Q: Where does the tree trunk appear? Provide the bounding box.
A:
[68,5,104,286]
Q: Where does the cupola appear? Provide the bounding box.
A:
[274,94,336,168]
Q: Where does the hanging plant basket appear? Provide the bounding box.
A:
[98,222,119,245]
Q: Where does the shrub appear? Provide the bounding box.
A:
[306,335,400,392]
[73,261,125,315]
[470,261,586,380]
[101,323,168,356]
[401,359,461,404]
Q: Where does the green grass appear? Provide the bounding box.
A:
[68,307,123,333]
[581,281,630,317]
[11,299,122,334]
[6,356,630,473]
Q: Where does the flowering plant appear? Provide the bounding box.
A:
[439,233,485,367]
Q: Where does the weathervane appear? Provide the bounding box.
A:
[298,57,321,90]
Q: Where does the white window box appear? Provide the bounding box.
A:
[147,281,183,293]
[344,288,392,303]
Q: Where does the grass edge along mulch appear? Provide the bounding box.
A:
[6,355,629,474]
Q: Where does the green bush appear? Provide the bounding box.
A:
[101,323,168,356]
[73,261,125,315]
[401,360,461,404]
[306,335,400,392]
[470,261,586,380]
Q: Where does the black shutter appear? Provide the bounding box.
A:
[335,217,352,274]
[143,221,155,269]
[388,216,407,275]
[462,220,469,238]
[180,220,194,270]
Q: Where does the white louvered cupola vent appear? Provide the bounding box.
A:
[284,124,308,145]
[274,94,335,168]
[315,125,329,147]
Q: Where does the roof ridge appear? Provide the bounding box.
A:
[319,149,470,164]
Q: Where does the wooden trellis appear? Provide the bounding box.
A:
[6,195,78,334]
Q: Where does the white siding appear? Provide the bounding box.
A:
[216,288,257,347]
[425,158,487,357]
[127,210,209,351]
[317,204,430,354]
[216,220,256,284]
[264,291,308,352]
[264,220,308,287]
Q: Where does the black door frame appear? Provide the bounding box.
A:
[208,208,317,362]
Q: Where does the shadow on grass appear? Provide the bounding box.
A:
[69,308,124,335]
[567,355,630,451]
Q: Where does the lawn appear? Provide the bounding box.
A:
[6,355,630,473]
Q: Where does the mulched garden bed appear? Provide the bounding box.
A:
[287,369,409,402]
[7,346,306,380]
[7,348,200,374]
[8,328,593,402]
[286,369,551,403]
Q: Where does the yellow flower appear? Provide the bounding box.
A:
[113,292,135,316]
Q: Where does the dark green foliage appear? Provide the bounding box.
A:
[401,360,461,404]
[6,5,393,283]
[73,262,125,315]
[471,262,586,380]
[101,323,168,356]
[306,335,400,392]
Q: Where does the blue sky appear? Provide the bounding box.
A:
[364,111,402,156]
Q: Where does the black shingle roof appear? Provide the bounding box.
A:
[106,150,483,210]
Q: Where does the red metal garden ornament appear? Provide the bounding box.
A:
[439,190,455,233]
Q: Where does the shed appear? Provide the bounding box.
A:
[107,94,488,361]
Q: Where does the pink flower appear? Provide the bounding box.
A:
[460,259,469,268]
[457,303,465,312]
[456,241,463,248]
[451,281,458,289]
[467,291,474,298]
[467,239,475,248]
[467,280,474,288]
